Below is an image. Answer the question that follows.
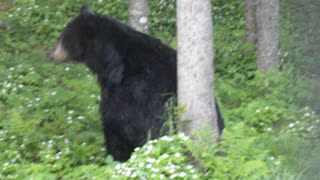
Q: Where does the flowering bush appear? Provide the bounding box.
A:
[107,133,202,180]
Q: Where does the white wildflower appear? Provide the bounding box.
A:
[179,172,186,177]
[115,164,121,170]
[169,174,176,179]
[124,171,131,177]
[146,144,153,150]
[147,158,156,163]
[169,169,175,173]
[187,165,193,169]
[161,154,169,158]
[307,126,314,132]
[77,116,85,119]
[138,162,144,168]
[131,173,137,178]
[304,112,311,117]
[161,136,173,142]
[144,150,151,155]
[192,174,198,179]
[152,168,160,172]
[146,164,152,169]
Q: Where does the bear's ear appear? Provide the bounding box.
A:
[80,5,91,15]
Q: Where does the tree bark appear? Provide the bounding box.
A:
[244,0,257,44]
[177,0,220,141]
[256,0,279,72]
[129,0,150,34]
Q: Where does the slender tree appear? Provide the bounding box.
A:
[177,0,220,141]
[244,0,257,44]
[256,0,279,72]
[129,0,150,34]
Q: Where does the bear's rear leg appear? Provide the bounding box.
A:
[105,131,134,162]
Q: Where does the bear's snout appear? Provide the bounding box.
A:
[48,41,69,62]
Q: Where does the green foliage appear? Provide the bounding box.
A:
[106,134,202,180]
[279,0,320,110]
[188,124,273,180]
[149,0,176,45]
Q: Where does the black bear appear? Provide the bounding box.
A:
[49,6,224,162]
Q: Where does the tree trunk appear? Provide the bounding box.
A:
[177,0,220,141]
[244,0,257,44]
[129,0,150,34]
[256,0,279,72]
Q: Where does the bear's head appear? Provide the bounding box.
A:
[49,6,128,83]
[48,6,96,63]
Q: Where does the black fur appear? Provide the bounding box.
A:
[50,7,224,162]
